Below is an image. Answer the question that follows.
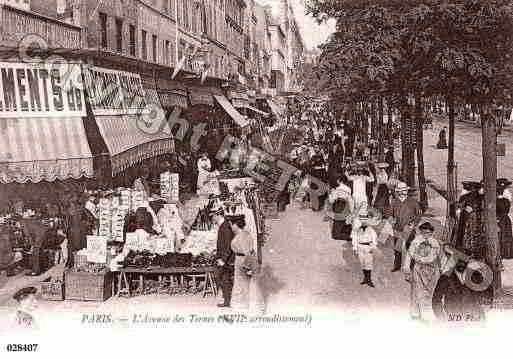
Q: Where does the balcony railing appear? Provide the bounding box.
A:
[0,5,82,49]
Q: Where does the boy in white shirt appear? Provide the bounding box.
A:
[352,214,378,287]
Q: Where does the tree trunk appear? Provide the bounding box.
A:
[387,101,393,146]
[415,92,428,211]
[400,96,415,186]
[371,100,377,140]
[378,97,385,161]
[480,105,501,294]
[447,96,457,218]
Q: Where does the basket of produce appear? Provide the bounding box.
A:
[41,277,64,301]
[74,251,88,269]
[64,264,112,302]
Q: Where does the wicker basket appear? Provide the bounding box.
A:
[64,270,112,302]
[74,253,88,269]
[41,278,64,301]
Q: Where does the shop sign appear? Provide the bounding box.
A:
[125,233,142,252]
[160,172,179,203]
[82,66,147,116]
[0,62,86,118]
[86,235,108,263]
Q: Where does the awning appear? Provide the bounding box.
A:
[229,90,249,108]
[95,115,174,175]
[214,95,249,129]
[157,78,188,108]
[141,75,162,107]
[0,117,93,183]
[245,105,269,117]
[188,85,214,106]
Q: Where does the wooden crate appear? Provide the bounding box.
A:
[64,270,112,302]
[41,278,64,301]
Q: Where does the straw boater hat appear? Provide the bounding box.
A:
[376,162,389,169]
[395,182,410,193]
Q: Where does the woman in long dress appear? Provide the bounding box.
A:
[497,187,513,259]
[228,215,259,312]
[373,163,391,216]
[346,163,374,216]
[328,177,354,241]
[403,222,442,321]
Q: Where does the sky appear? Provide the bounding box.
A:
[256,0,336,50]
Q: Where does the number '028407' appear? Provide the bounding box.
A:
[6,344,39,352]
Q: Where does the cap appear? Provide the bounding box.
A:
[13,287,37,302]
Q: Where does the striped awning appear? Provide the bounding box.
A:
[0,117,93,183]
[141,75,162,107]
[157,79,188,108]
[229,90,249,108]
[214,95,249,129]
[94,115,174,175]
[245,105,269,117]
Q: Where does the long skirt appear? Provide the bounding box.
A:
[499,215,513,259]
[231,258,251,312]
[410,262,440,320]
[332,220,352,241]
[373,184,390,214]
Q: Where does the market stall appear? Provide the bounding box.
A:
[0,59,95,278]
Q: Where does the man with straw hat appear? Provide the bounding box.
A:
[389,182,422,272]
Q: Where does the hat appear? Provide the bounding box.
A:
[462,181,482,191]
[376,162,389,169]
[13,287,37,302]
[418,222,435,232]
[498,178,512,187]
[395,182,410,192]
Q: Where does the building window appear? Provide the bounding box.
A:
[141,30,147,60]
[129,25,136,56]
[165,40,170,65]
[116,19,123,53]
[152,35,158,62]
[99,12,108,49]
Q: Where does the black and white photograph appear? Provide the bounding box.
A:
[1,0,513,355]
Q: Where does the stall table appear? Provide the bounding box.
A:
[115,266,217,298]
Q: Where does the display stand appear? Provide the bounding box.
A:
[115,266,217,298]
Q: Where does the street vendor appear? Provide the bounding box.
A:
[157,203,186,252]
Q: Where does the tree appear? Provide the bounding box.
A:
[307,0,513,293]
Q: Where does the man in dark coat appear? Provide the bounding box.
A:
[21,219,64,276]
[212,207,235,307]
